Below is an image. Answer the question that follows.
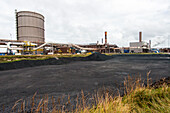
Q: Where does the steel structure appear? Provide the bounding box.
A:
[16,11,45,43]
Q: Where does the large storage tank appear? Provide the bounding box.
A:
[16,11,45,43]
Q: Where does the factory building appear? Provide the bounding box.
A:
[79,31,118,53]
[129,32,151,53]
[130,42,150,53]
[4,10,169,55]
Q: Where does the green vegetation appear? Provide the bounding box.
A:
[104,52,169,56]
[0,55,53,63]
[0,54,90,63]
[7,74,169,113]
[122,86,170,113]
[0,52,168,63]
[86,86,169,113]
[56,54,90,58]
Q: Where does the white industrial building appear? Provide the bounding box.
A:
[129,32,151,53]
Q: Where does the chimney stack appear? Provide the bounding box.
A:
[97,41,99,45]
[149,40,151,49]
[102,38,103,44]
[139,31,142,42]
[105,31,107,44]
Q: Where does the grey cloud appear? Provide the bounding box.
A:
[0,0,170,48]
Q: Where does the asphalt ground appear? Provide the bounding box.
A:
[0,54,169,111]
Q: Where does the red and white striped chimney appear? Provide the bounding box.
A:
[105,31,107,44]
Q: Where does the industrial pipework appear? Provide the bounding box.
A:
[70,43,99,51]
[7,42,24,50]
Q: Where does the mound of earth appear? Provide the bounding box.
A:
[0,53,112,71]
[150,77,170,88]
[85,52,112,61]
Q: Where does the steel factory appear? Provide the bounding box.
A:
[0,10,169,55]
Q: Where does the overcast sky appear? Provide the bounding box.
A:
[0,0,170,48]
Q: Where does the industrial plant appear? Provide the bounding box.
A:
[0,10,169,55]
[0,9,169,113]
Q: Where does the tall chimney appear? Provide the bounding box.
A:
[139,31,142,42]
[149,40,151,49]
[105,31,107,44]
[102,38,103,44]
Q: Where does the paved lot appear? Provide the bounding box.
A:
[0,55,169,110]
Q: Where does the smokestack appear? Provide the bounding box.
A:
[97,41,99,45]
[105,31,107,44]
[139,31,142,42]
[102,38,103,44]
[149,40,151,49]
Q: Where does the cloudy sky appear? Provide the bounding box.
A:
[0,0,170,47]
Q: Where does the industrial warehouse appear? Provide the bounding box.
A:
[0,10,169,55]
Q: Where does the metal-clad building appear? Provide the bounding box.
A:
[130,42,149,53]
[129,32,150,53]
[16,11,45,43]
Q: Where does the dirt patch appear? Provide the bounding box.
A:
[150,77,170,88]
[85,53,112,61]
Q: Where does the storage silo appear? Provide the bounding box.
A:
[16,10,45,43]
